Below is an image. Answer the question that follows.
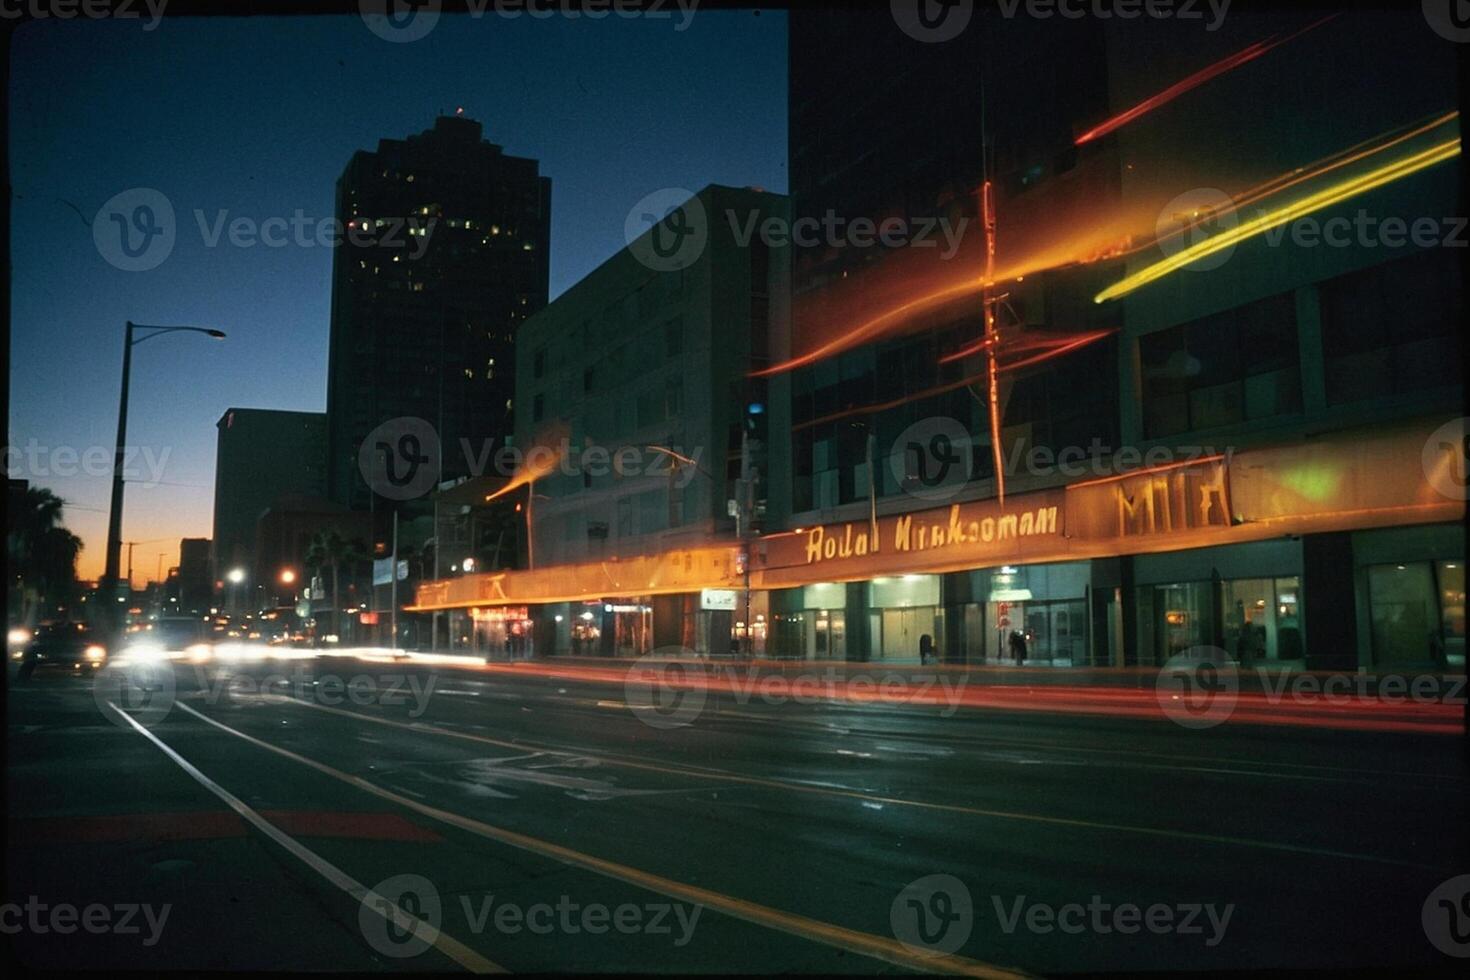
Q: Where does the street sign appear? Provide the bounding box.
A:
[700,588,738,611]
[372,558,393,586]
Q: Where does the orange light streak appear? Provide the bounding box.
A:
[483,446,563,503]
[1074,14,1339,146]
[981,180,1004,504]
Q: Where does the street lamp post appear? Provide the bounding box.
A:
[102,322,226,635]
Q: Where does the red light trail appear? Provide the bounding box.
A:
[1074,14,1339,146]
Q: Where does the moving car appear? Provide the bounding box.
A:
[15,622,107,678]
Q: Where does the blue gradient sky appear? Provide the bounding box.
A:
[8,11,788,582]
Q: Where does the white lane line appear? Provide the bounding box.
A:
[174,700,1027,979]
[257,695,1448,873]
[105,702,503,974]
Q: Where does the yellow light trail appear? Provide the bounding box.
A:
[1094,137,1462,303]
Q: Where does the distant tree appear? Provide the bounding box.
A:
[7,486,82,623]
[305,530,368,640]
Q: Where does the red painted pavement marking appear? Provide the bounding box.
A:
[10,810,443,844]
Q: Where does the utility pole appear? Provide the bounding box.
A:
[737,427,757,658]
[525,484,535,571]
[389,509,399,653]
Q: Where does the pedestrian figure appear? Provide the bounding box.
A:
[919,633,935,665]
[1009,630,1028,664]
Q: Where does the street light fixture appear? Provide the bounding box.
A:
[279,569,297,585]
[102,322,226,634]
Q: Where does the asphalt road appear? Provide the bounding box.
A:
[5,652,1468,974]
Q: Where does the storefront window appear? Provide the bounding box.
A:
[1220,576,1302,665]
[1368,563,1440,667]
[1151,582,1214,660]
[1437,561,1465,668]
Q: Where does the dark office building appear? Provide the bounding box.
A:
[211,408,328,590]
[176,537,212,614]
[325,114,552,511]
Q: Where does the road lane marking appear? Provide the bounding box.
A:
[326,669,1461,783]
[105,702,503,974]
[175,700,1027,978]
[260,694,1447,873]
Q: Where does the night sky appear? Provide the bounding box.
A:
[7,11,789,582]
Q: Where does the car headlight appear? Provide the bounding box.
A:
[8,627,31,647]
[85,644,107,663]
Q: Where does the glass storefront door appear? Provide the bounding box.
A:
[1220,576,1302,665]
[878,606,940,660]
[1369,562,1461,667]
[805,609,846,659]
[1152,582,1215,660]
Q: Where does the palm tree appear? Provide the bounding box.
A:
[305,530,367,641]
[7,486,82,623]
